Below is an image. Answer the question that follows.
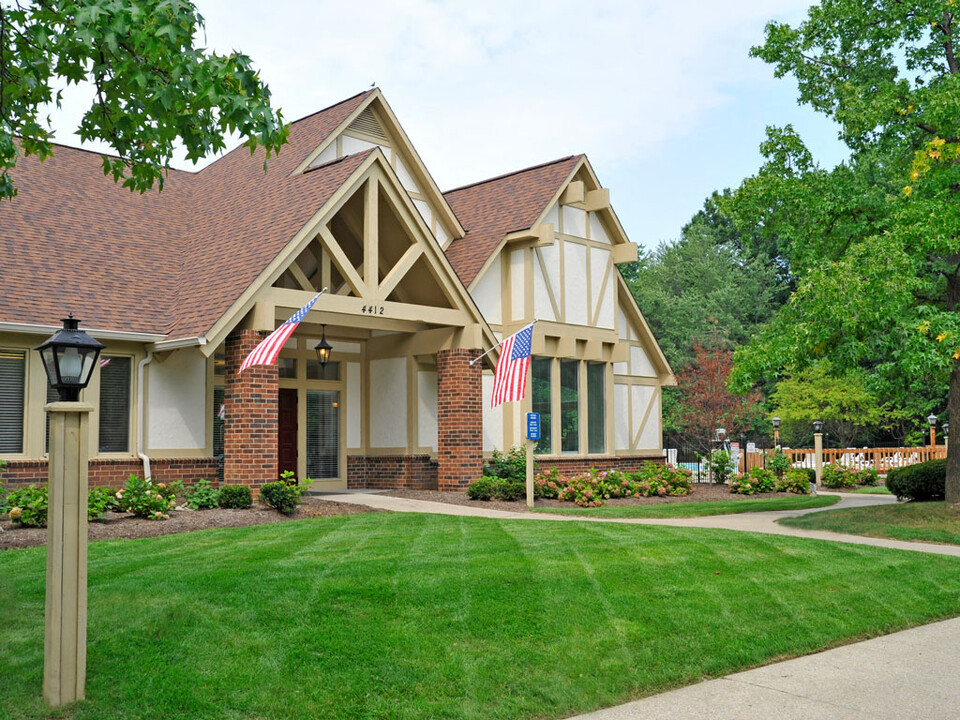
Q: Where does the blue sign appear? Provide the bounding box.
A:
[526,412,540,441]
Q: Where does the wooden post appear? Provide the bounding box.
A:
[524,369,535,509]
[930,426,937,447]
[814,432,824,486]
[44,401,94,706]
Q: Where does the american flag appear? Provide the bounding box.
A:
[491,323,534,408]
[99,357,111,369]
[238,292,323,374]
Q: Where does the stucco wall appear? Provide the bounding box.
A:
[146,348,206,451]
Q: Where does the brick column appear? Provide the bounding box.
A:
[436,348,483,491]
[224,329,278,494]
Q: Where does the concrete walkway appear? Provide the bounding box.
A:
[566,616,960,719]
[314,490,960,718]
[318,490,960,557]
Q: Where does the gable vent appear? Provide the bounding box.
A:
[347,107,389,143]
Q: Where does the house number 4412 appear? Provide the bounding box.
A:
[361,305,384,315]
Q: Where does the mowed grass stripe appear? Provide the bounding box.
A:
[2,513,960,720]
[780,502,960,546]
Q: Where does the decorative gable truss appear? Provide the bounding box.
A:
[293,90,464,251]
[207,150,493,357]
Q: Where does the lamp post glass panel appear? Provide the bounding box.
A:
[34,315,103,706]
[35,315,105,401]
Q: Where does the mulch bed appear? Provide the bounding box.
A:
[382,483,804,513]
[0,497,382,551]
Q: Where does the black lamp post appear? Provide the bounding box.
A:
[928,413,938,446]
[813,419,823,434]
[772,415,781,448]
[314,324,332,368]
[35,315,105,402]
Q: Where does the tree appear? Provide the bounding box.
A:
[727,1,960,502]
[0,0,288,201]
[625,200,788,369]
[770,362,884,448]
[673,342,763,456]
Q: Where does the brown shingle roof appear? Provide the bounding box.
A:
[443,155,581,287]
[0,90,374,338]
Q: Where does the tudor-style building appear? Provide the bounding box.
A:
[0,89,673,492]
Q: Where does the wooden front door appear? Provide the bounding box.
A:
[278,389,298,477]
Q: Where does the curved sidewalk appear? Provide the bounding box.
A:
[567,616,960,720]
[317,490,960,557]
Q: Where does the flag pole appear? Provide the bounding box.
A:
[469,320,537,366]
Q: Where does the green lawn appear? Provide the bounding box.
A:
[780,502,960,545]
[533,494,839,518]
[853,485,892,494]
[2,512,960,720]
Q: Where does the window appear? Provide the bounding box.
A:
[98,356,131,453]
[587,362,605,454]
[560,359,579,453]
[0,350,25,453]
[532,357,553,454]
[213,385,225,482]
[306,360,340,381]
[44,384,58,453]
[277,357,297,379]
[306,390,339,478]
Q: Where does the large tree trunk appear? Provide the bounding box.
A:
[948,359,960,504]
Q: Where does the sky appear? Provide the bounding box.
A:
[48,0,851,250]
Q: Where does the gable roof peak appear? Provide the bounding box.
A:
[444,154,583,196]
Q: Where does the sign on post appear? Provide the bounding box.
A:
[526,412,540,441]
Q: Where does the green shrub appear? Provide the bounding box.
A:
[0,482,7,515]
[533,467,562,499]
[185,479,219,510]
[467,477,496,500]
[538,463,692,507]
[706,449,735,484]
[769,450,790,479]
[87,486,118,520]
[776,469,812,494]
[886,459,946,501]
[493,479,525,501]
[218,485,252,509]
[821,463,860,489]
[155,480,183,505]
[729,467,777,494]
[856,466,880,486]
[260,481,304,515]
[798,467,817,485]
[119,474,176,520]
[6,484,48,527]
[482,446,532,482]
[467,477,526,501]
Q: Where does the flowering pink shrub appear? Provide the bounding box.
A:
[534,464,692,507]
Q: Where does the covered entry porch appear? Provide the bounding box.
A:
[210,151,494,493]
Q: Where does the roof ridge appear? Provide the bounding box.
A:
[286,89,376,127]
[443,154,581,195]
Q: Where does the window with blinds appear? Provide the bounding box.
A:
[532,357,553,455]
[587,362,606,454]
[0,351,25,453]
[306,390,339,479]
[98,356,131,453]
[213,385,225,482]
[560,359,580,453]
[44,384,58,453]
